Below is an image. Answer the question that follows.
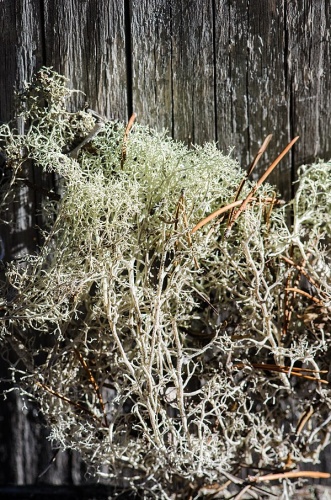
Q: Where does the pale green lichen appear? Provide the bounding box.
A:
[0,68,330,498]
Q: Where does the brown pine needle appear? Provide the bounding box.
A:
[174,191,199,268]
[248,363,328,374]
[247,134,274,176]
[121,112,137,169]
[234,134,273,202]
[255,136,299,188]
[225,136,299,236]
[234,362,328,384]
[264,191,277,230]
[74,348,108,426]
[192,200,245,233]
[296,406,315,435]
[248,470,330,483]
[35,380,106,425]
[280,256,326,298]
[285,287,325,305]
[228,134,273,225]
[191,197,281,233]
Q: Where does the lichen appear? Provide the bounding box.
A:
[0,68,330,499]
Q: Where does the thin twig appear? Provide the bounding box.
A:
[218,470,276,498]
[282,245,295,337]
[37,449,60,478]
[232,484,255,500]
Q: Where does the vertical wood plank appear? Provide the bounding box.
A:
[245,0,293,196]
[0,0,44,123]
[130,0,216,144]
[214,0,293,197]
[171,0,216,144]
[286,0,331,168]
[0,0,46,258]
[214,0,250,162]
[130,0,173,131]
[0,2,49,482]
[214,0,331,198]
[43,0,128,119]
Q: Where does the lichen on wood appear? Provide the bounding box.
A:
[0,68,330,499]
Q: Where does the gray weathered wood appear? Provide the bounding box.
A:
[42,0,128,119]
[131,0,216,144]
[130,0,174,132]
[0,0,330,490]
[0,0,44,122]
[230,0,293,194]
[171,0,216,145]
[287,0,331,167]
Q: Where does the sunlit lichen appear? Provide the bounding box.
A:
[0,68,330,499]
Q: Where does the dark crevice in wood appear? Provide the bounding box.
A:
[290,74,296,199]
[170,1,175,138]
[124,0,133,119]
[227,0,234,135]
[245,1,251,162]
[211,0,218,143]
[283,0,289,96]
[284,0,297,198]
[39,0,47,65]
[191,78,195,145]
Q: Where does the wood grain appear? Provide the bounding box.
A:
[130,0,173,131]
[42,0,128,119]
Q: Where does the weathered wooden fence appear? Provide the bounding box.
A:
[0,0,330,495]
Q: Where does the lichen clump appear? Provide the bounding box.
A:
[0,69,330,498]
